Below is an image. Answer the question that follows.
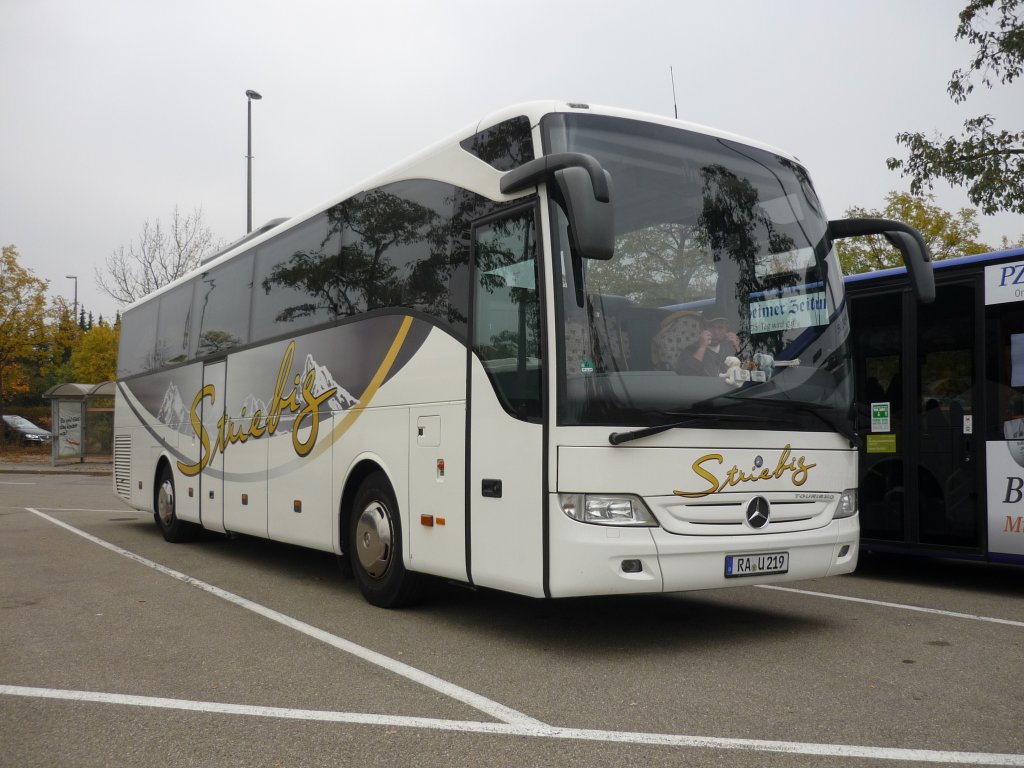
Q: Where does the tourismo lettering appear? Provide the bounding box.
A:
[673,444,817,499]
[177,341,338,477]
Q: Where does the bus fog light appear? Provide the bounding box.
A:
[621,559,643,573]
[559,493,658,527]
[834,489,858,519]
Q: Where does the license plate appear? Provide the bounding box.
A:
[725,551,789,578]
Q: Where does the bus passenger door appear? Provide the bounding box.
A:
[852,281,980,550]
[853,292,908,543]
[467,208,546,597]
[915,282,979,547]
[199,360,226,533]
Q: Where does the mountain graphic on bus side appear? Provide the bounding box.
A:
[156,381,190,435]
[153,351,356,437]
[300,353,357,412]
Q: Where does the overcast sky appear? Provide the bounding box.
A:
[2,0,1022,322]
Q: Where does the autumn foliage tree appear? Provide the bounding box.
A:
[0,245,49,413]
[836,192,992,274]
[27,297,84,397]
[69,323,119,383]
[2,245,121,409]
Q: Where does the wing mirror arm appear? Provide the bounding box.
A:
[500,152,610,202]
[501,152,615,262]
[828,217,935,303]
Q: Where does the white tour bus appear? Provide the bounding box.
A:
[113,101,933,607]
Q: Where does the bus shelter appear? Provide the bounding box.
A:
[42,381,116,466]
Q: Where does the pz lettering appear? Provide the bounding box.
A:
[998,264,1024,286]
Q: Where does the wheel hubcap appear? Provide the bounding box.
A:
[355,501,393,579]
[157,480,174,526]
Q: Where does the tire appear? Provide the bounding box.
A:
[349,472,422,608]
[154,464,199,543]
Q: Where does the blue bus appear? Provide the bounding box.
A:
[846,247,1024,563]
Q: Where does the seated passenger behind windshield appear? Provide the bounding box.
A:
[675,316,740,376]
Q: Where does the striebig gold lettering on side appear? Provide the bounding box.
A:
[176,341,338,475]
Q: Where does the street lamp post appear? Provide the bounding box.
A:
[65,274,77,325]
[245,89,262,233]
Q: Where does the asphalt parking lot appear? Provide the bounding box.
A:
[2,471,1023,768]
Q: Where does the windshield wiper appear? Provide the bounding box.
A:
[608,412,768,446]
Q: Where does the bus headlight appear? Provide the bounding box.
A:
[833,489,858,519]
[559,494,659,527]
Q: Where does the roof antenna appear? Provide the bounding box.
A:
[670,66,679,119]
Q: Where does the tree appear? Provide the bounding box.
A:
[69,324,119,382]
[0,246,49,411]
[587,223,714,306]
[836,192,991,274]
[29,296,83,396]
[96,206,223,305]
[262,190,439,320]
[887,0,1024,215]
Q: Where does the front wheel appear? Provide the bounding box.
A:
[155,465,199,542]
[349,472,422,608]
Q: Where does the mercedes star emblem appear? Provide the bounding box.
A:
[745,496,771,529]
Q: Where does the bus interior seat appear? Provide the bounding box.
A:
[563,316,631,375]
[564,320,589,375]
[651,310,702,371]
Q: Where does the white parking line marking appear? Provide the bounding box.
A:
[1,685,1022,765]
[0,481,35,485]
[46,508,145,514]
[24,507,542,728]
[20,507,1024,765]
[757,585,1024,628]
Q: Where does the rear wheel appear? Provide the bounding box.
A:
[349,472,422,608]
[155,464,199,542]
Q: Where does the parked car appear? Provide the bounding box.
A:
[2,415,52,445]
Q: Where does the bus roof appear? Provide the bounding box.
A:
[123,100,805,312]
[844,246,1024,285]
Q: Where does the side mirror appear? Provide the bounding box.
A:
[553,166,615,260]
[500,152,615,260]
[828,217,935,303]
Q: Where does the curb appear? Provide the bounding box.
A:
[0,464,112,477]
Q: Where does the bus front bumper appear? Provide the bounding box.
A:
[546,503,859,598]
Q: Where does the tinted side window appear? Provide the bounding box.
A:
[154,283,193,366]
[253,216,334,341]
[330,180,460,327]
[448,189,523,339]
[460,116,534,171]
[335,185,436,314]
[194,253,253,357]
[473,209,542,420]
[117,302,158,377]
[252,181,518,342]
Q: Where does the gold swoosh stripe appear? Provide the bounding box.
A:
[308,315,414,460]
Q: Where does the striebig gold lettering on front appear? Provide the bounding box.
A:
[673,444,816,499]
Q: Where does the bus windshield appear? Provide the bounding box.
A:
[543,113,853,431]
